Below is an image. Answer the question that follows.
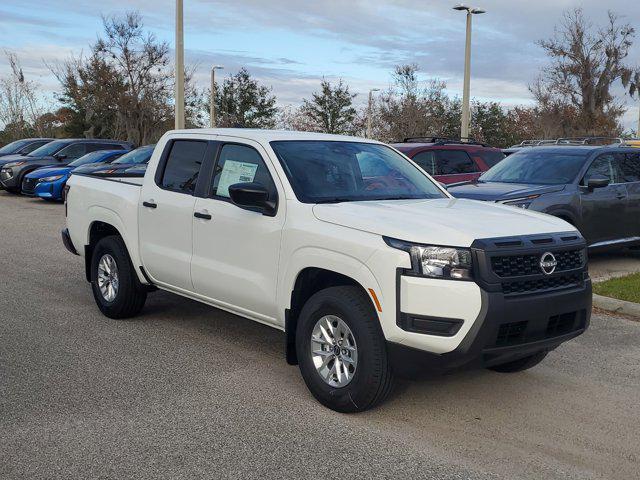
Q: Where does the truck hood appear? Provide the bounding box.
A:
[312,198,574,246]
[448,182,565,201]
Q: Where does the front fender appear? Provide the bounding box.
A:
[279,247,385,324]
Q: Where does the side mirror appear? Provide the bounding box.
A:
[55,154,67,161]
[228,182,277,216]
[586,174,610,191]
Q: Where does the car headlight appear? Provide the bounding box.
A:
[499,195,540,209]
[38,175,65,183]
[384,237,473,280]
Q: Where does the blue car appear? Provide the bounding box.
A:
[23,149,127,200]
[79,144,155,176]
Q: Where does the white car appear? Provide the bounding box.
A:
[62,129,592,412]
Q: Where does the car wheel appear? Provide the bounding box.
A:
[487,351,548,373]
[296,286,394,413]
[90,235,147,319]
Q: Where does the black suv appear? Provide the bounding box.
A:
[449,145,640,249]
[0,139,133,193]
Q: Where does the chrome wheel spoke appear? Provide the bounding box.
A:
[97,254,119,302]
[311,315,357,388]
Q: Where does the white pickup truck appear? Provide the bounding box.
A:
[63,129,592,412]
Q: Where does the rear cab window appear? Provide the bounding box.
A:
[159,140,208,194]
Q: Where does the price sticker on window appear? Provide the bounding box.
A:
[217,160,259,197]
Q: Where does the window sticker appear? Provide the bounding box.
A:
[217,160,259,197]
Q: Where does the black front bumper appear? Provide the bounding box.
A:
[388,232,592,377]
[388,282,591,377]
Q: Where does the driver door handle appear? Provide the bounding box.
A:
[194,211,212,220]
[143,201,157,209]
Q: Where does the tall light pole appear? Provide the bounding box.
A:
[453,4,485,141]
[210,65,224,128]
[366,88,380,138]
[175,0,185,130]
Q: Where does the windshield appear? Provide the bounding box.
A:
[112,145,154,165]
[0,139,30,154]
[28,140,69,157]
[68,151,121,167]
[479,150,588,185]
[270,140,446,203]
[478,150,505,168]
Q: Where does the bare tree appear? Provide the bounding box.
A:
[534,9,640,135]
[0,52,49,140]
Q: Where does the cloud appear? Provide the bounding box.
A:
[1,0,639,130]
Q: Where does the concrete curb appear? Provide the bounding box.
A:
[592,293,640,319]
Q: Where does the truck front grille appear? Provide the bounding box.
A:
[501,272,583,295]
[491,249,585,277]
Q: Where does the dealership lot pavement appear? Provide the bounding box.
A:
[1,191,639,480]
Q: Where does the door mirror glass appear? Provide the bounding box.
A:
[228,182,276,216]
[586,174,610,190]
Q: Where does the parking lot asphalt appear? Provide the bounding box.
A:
[1,191,639,480]
[588,249,640,281]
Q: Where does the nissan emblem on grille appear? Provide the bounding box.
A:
[540,252,557,275]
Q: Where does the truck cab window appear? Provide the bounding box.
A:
[212,144,276,199]
[160,140,207,194]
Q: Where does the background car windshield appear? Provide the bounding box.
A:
[69,151,119,167]
[270,141,446,203]
[27,140,68,157]
[112,146,154,165]
[479,150,587,185]
[0,139,29,154]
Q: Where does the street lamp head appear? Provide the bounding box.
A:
[212,65,224,70]
[370,88,380,93]
[453,4,486,14]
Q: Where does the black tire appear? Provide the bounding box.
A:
[90,235,147,319]
[296,286,394,413]
[487,351,548,373]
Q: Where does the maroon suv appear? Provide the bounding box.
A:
[391,137,505,185]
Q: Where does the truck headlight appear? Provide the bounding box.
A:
[384,237,473,280]
[38,175,64,182]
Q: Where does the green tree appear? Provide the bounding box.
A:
[215,68,277,128]
[300,79,357,134]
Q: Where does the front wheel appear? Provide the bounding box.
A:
[90,235,147,319]
[487,351,548,373]
[296,286,394,413]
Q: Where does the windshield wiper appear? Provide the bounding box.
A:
[314,197,355,204]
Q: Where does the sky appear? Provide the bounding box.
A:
[1,0,639,132]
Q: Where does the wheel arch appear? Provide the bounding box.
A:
[282,253,384,365]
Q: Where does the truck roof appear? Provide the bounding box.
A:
[169,128,381,144]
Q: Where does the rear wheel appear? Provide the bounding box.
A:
[296,286,394,413]
[90,235,147,319]
[487,351,547,373]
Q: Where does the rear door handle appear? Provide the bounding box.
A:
[194,211,212,220]
[143,201,157,209]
